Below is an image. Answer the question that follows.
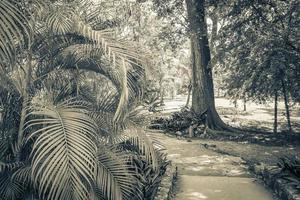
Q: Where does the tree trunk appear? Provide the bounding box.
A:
[281,79,292,132]
[233,99,237,108]
[159,75,164,105]
[243,96,247,112]
[185,0,230,130]
[171,79,175,99]
[210,11,218,57]
[274,90,278,134]
[185,80,192,107]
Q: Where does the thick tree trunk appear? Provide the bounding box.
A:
[274,90,278,133]
[281,79,292,132]
[185,0,229,130]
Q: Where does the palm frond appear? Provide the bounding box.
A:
[60,44,121,89]
[95,146,141,200]
[45,7,75,35]
[0,0,31,63]
[74,18,140,127]
[0,171,26,200]
[26,99,98,200]
[0,138,10,161]
[90,91,119,136]
[60,43,144,109]
[12,164,32,187]
[58,43,139,129]
[121,128,164,171]
[36,3,144,127]
[73,16,142,127]
[0,161,25,173]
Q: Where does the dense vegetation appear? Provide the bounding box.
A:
[0,0,167,199]
[0,0,299,199]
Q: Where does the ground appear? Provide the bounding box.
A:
[159,96,300,165]
[149,96,300,199]
[148,130,277,200]
[161,96,300,132]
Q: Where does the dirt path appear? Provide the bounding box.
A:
[149,130,276,200]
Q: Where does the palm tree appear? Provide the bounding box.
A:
[0,0,163,199]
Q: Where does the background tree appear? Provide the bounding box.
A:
[218,0,300,132]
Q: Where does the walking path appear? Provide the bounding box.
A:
[150,131,276,200]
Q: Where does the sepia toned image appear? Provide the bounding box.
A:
[0,0,299,199]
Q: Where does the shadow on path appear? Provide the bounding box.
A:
[148,130,276,200]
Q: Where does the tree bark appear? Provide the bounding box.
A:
[185,0,230,130]
[281,78,292,132]
[274,90,278,133]
[210,11,218,57]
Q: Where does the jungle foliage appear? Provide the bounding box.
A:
[0,0,167,199]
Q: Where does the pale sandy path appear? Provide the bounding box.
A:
[149,131,275,200]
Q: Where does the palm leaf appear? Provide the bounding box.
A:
[60,44,121,89]
[38,3,144,127]
[0,0,31,63]
[26,99,98,200]
[0,138,10,161]
[63,10,142,126]
[12,164,32,187]
[0,171,25,199]
[45,7,75,35]
[95,146,141,200]
[57,42,139,129]
[120,128,164,171]
[0,161,25,173]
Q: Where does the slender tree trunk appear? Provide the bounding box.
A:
[281,79,292,132]
[185,80,192,107]
[160,88,165,105]
[274,90,278,134]
[185,0,230,130]
[159,75,164,105]
[243,96,247,112]
[233,99,237,108]
[171,79,175,99]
